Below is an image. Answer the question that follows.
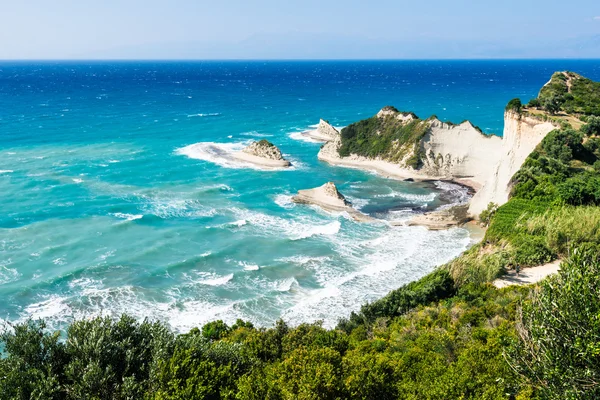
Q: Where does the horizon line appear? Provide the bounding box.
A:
[1,58,600,63]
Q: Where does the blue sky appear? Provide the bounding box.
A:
[1,0,599,59]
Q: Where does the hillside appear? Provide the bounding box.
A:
[534,71,600,116]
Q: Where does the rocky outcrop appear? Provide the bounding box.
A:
[242,140,287,161]
[292,182,373,222]
[301,120,341,142]
[233,140,291,168]
[318,107,558,218]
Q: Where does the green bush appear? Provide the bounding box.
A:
[509,248,600,399]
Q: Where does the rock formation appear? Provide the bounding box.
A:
[302,119,340,142]
[234,140,291,168]
[292,182,373,222]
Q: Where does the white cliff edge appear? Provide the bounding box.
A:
[316,108,557,222]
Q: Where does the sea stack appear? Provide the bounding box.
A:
[302,119,340,142]
[292,182,373,222]
[233,140,292,168]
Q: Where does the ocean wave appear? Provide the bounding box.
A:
[275,277,298,292]
[374,190,437,203]
[111,213,143,221]
[291,221,341,241]
[238,261,260,271]
[273,194,295,209]
[142,198,217,219]
[187,113,222,118]
[198,273,234,286]
[0,170,13,174]
[0,264,20,285]
[240,131,273,138]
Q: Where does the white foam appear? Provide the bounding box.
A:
[111,213,143,221]
[0,264,20,285]
[291,221,341,241]
[187,113,221,118]
[239,261,260,271]
[143,198,217,219]
[240,131,273,138]
[0,170,13,174]
[374,191,436,203]
[198,273,234,286]
[288,130,321,143]
[274,194,295,209]
[230,219,247,227]
[72,178,83,184]
[276,277,298,292]
[201,251,212,257]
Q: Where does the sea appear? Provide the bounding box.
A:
[1,60,599,332]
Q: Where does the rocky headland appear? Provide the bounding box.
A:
[233,140,292,168]
[315,105,558,227]
[292,182,374,222]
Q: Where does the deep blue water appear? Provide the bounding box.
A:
[1,60,599,331]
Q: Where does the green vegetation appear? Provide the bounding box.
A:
[256,139,275,147]
[509,248,600,399]
[478,202,498,227]
[338,110,429,168]
[536,71,600,116]
[505,98,523,113]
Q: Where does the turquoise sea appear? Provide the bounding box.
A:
[1,60,599,332]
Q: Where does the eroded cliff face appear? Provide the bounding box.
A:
[316,119,340,141]
[318,108,557,218]
[468,112,556,215]
[242,140,286,161]
[419,119,502,188]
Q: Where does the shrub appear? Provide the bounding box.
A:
[509,248,600,398]
[582,115,600,136]
[479,202,498,226]
[505,98,522,113]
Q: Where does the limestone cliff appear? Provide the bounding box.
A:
[468,111,556,215]
[318,107,557,217]
[292,182,373,222]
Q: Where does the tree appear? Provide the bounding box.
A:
[542,94,564,115]
[509,249,600,399]
[582,116,600,136]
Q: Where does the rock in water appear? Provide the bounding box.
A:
[235,140,291,168]
[292,182,373,222]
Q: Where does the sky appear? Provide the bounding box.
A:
[0,0,599,59]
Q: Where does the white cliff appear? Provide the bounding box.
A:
[292,182,373,222]
[317,108,557,219]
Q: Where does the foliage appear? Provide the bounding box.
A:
[338,111,429,168]
[505,98,523,113]
[508,248,600,399]
[478,202,498,226]
[582,115,600,136]
[537,71,600,116]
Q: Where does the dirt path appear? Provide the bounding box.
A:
[493,259,561,288]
